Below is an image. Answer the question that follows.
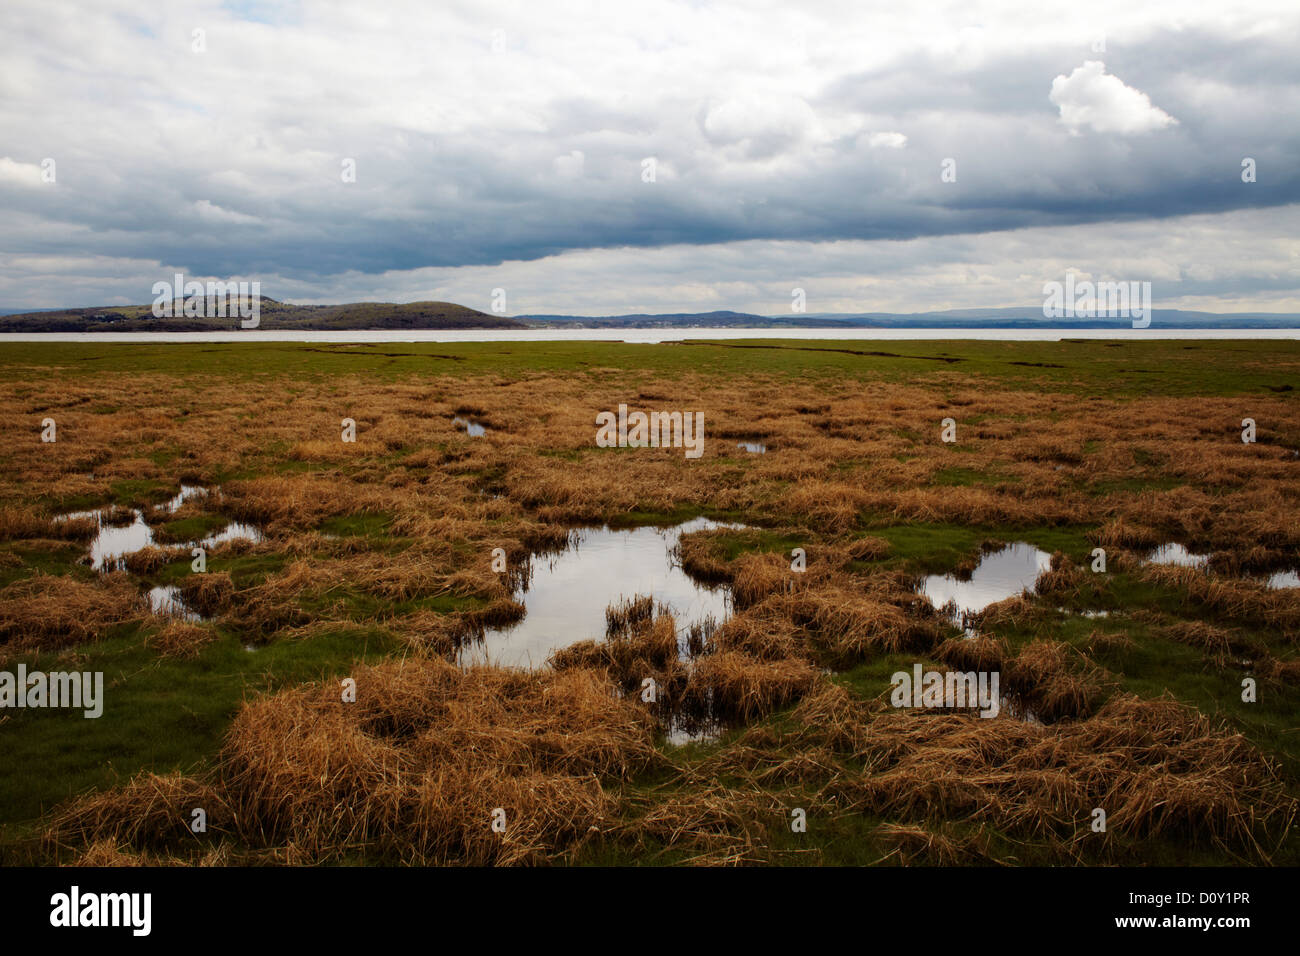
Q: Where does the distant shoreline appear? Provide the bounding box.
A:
[3,328,1299,343]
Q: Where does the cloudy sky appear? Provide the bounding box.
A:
[1,0,1297,315]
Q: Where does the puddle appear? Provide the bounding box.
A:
[1144,543,1209,568]
[1142,544,1294,588]
[1139,543,1296,589]
[200,520,264,549]
[148,584,202,623]
[457,517,743,669]
[920,542,1052,623]
[161,484,208,512]
[664,708,724,746]
[55,484,263,571]
[736,441,767,454]
[452,416,487,437]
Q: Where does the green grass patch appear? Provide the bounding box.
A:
[0,622,403,830]
[317,513,393,538]
[867,521,1094,574]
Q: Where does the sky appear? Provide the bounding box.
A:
[1,0,1298,315]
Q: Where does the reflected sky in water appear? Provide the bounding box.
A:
[452,416,487,436]
[458,517,742,669]
[1145,542,1209,568]
[921,542,1052,619]
[57,484,262,571]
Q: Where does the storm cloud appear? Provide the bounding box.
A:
[1,0,1297,312]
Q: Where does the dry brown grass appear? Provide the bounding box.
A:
[730,552,805,608]
[674,530,735,584]
[42,655,668,865]
[686,651,819,723]
[5,364,1298,865]
[176,571,235,617]
[1004,640,1113,722]
[622,783,810,865]
[0,508,99,541]
[829,693,1294,860]
[122,545,183,576]
[768,581,943,665]
[0,573,146,659]
[1142,563,1300,633]
[550,608,684,694]
[712,606,806,660]
[552,598,818,731]
[871,822,1001,865]
[46,771,231,854]
[192,657,658,864]
[1034,551,1090,596]
[147,619,218,658]
[936,634,1008,673]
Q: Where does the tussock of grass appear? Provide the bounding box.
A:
[177,571,235,617]
[216,658,654,864]
[872,822,999,865]
[0,573,145,659]
[123,545,184,576]
[46,772,230,856]
[1004,640,1113,722]
[147,619,218,659]
[827,694,1294,861]
[936,634,1008,673]
[1141,563,1300,632]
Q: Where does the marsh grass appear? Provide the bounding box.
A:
[2,339,1297,864]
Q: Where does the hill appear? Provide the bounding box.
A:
[0,299,526,332]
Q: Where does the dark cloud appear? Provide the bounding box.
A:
[0,1,1296,310]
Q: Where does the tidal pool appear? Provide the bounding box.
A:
[1144,543,1210,568]
[56,484,263,571]
[457,516,743,669]
[148,584,201,622]
[920,542,1052,622]
[1141,542,1296,588]
[452,416,487,436]
[1266,570,1299,589]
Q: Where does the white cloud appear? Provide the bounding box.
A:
[193,200,261,225]
[0,157,44,187]
[553,150,585,178]
[1049,60,1178,134]
[699,94,819,158]
[864,131,908,149]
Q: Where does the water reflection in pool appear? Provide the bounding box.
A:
[920,542,1052,622]
[457,517,744,669]
[55,484,262,571]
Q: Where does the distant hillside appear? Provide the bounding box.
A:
[6,301,1297,332]
[0,299,525,332]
